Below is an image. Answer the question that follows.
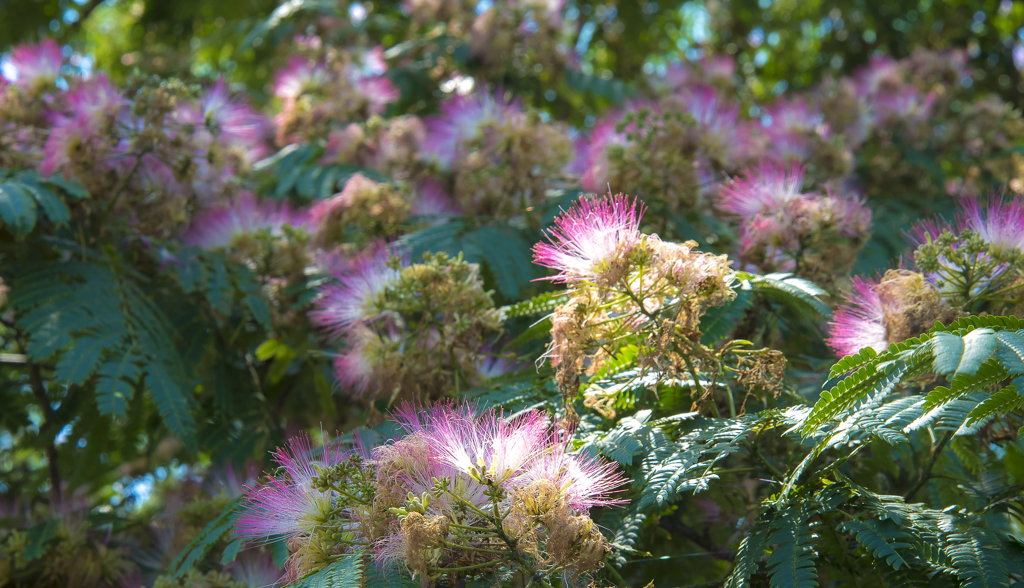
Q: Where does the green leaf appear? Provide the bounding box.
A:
[725,515,775,588]
[289,550,364,588]
[17,175,69,225]
[362,560,419,588]
[500,290,568,318]
[145,362,197,451]
[931,329,996,376]
[994,330,1024,375]
[53,329,126,385]
[0,179,38,238]
[22,519,60,561]
[220,538,244,565]
[766,505,819,588]
[700,288,754,345]
[839,519,912,570]
[246,293,272,329]
[741,272,830,320]
[964,385,1023,427]
[170,496,241,577]
[42,175,90,200]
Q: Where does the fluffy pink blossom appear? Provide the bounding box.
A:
[873,87,935,125]
[309,241,406,341]
[273,56,329,102]
[410,179,461,219]
[235,434,350,542]
[716,162,807,220]
[676,84,750,164]
[761,97,827,161]
[181,192,310,249]
[956,194,1024,256]
[533,194,645,283]
[39,75,127,177]
[3,39,63,89]
[357,75,400,115]
[201,77,270,154]
[516,437,628,511]
[580,112,628,193]
[422,90,523,170]
[826,276,888,357]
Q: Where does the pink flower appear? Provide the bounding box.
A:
[310,241,406,341]
[410,179,461,219]
[331,326,394,397]
[826,276,888,357]
[272,56,328,102]
[676,84,750,164]
[873,87,935,125]
[422,90,523,170]
[580,112,629,193]
[761,97,827,161]
[3,39,63,90]
[356,75,400,115]
[716,161,807,220]
[956,194,1024,256]
[533,194,645,283]
[201,76,270,154]
[309,173,377,226]
[516,438,628,511]
[182,192,310,249]
[235,433,350,542]
[39,75,127,177]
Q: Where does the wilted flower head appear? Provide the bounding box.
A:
[182,192,310,249]
[3,39,63,91]
[533,194,645,284]
[234,433,348,542]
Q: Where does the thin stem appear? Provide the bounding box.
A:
[28,359,62,509]
[746,441,785,479]
[441,540,508,556]
[905,430,954,501]
[428,557,511,574]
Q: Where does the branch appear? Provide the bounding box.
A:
[658,515,736,562]
[904,430,953,501]
[28,359,62,510]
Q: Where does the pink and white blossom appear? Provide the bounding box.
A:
[533,194,645,283]
[716,161,807,220]
[826,276,888,357]
[310,241,406,341]
[182,192,310,249]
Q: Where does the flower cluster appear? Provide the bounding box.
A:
[311,244,503,405]
[828,194,1024,357]
[716,162,872,288]
[424,89,574,217]
[403,0,574,82]
[0,51,269,237]
[271,44,398,145]
[234,401,627,584]
[534,194,736,399]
